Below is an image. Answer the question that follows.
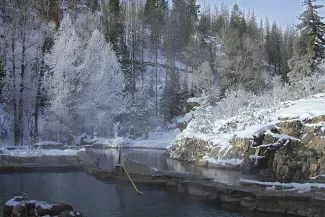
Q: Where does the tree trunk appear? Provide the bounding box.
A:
[131,26,136,100]
[11,32,19,145]
[18,28,27,145]
[34,54,45,139]
[155,45,158,117]
[141,20,145,83]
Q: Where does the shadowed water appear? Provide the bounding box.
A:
[0,172,247,217]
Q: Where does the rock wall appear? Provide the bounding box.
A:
[167,115,325,182]
[166,138,209,163]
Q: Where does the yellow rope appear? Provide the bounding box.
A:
[122,166,144,195]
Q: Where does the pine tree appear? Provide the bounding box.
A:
[229,3,246,37]
[101,0,131,94]
[281,25,298,81]
[170,0,199,58]
[160,70,182,123]
[144,0,168,116]
[297,0,325,62]
[288,0,325,82]
[270,22,283,75]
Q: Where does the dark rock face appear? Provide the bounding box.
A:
[3,193,83,217]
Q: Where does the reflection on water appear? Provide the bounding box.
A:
[0,172,246,217]
[85,148,259,185]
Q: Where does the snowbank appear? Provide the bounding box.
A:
[2,149,78,157]
[239,178,325,193]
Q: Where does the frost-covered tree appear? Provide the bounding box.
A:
[76,29,127,135]
[219,31,266,93]
[44,15,83,138]
[1,0,55,145]
[190,61,216,96]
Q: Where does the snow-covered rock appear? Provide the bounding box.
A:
[167,93,325,181]
[3,193,83,217]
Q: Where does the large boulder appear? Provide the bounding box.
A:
[11,202,28,217]
[3,193,28,217]
[167,137,208,163]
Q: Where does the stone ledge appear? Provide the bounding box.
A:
[85,166,325,217]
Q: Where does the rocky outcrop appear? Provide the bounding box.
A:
[273,139,317,182]
[167,115,325,182]
[166,138,208,163]
[3,193,83,217]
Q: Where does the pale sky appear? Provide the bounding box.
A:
[197,0,325,28]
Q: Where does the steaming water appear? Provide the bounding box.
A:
[0,172,247,217]
[87,148,260,185]
[0,149,277,217]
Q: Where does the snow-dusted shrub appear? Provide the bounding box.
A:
[187,66,325,133]
[187,94,214,133]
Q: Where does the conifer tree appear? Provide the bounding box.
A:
[144,0,168,116]
[101,0,131,94]
[288,0,325,82]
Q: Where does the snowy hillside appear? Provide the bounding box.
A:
[168,91,325,175]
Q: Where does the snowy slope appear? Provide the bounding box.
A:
[170,93,325,166]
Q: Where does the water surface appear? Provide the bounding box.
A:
[87,148,259,185]
[0,172,247,217]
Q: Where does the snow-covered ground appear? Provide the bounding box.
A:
[0,147,78,157]
[94,131,178,149]
[239,179,325,193]
[0,130,178,158]
[172,93,325,166]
